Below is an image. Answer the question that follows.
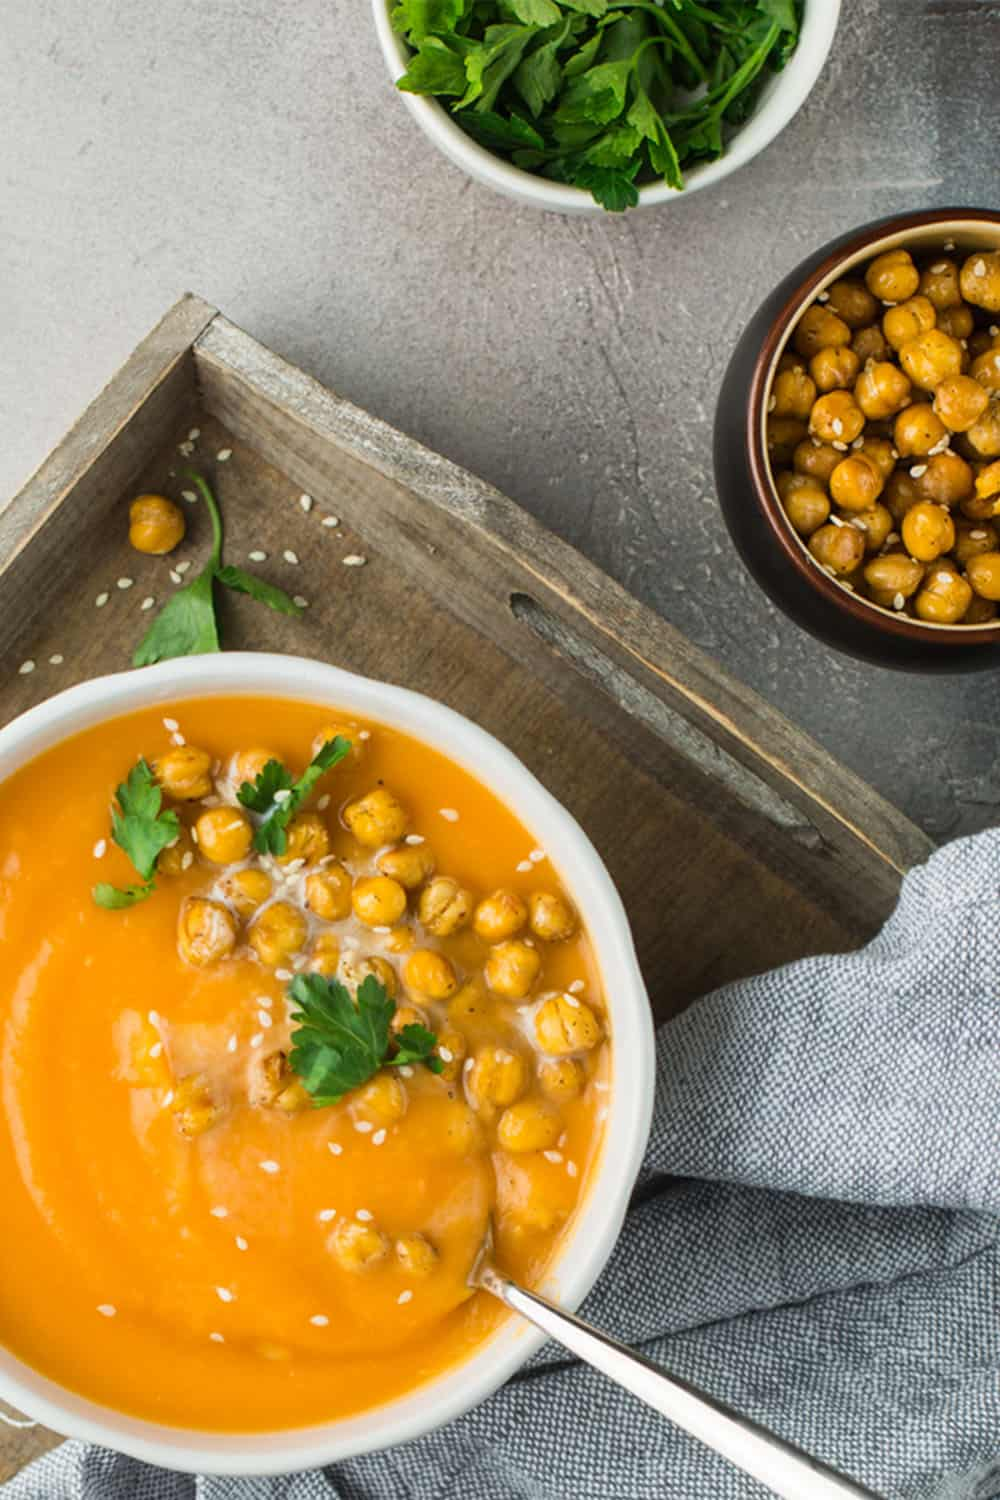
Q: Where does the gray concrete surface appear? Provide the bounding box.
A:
[3,0,999,841]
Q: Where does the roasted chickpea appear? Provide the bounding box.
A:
[809,390,866,444]
[538,1057,585,1102]
[792,305,851,360]
[438,1098,482,1155]
[194,806,253,865]
[304,863,352,921]
[960,251,1000,313]
[766,417,808,465]
[341,952,399,998]
[384,927,415,955]
[352,875,408,928]
[354,1073,407,1125]
[937,304,974,341]
[884,470,922,522]
[418,877,473,937]
[914,564,973,623]
[859,436,897,479]
[529,891,577,942]
[329,1219,389,1273]
[933,375,990,433]
[172,1073,226,1138]
[535,992,602,1055]
[883,295,936,351]
[771,367,817,420]
[467,1045,526,1112]
[157,824,195,877]
[850,503,893,553]
[249,1050,310,1113]
[893,403,948,458]
[960,491,997,522]
[311,722,365,764]
[404,948,457,1000]
[391,1002,428,1034]
[276,812,330,867]
[917,452,974,506]
[975,460,1000,502]
[248,901,307,966]
[967,400,1000,458]
[965,552,1000,600]
[231,747,282,787]
[434,1024,467,1083]
[829,454,884,511]
[851,324,890,364]
[343,788,408,848]
[497,1099,560,1154]
[854,361,912,420]
[177,897,237,966]
[220,866,272,918]
[863,553,924,600]
[968,330,996,361]
[865,249,920,304]
[964,595,998,624]
[901,501,955,562]
[809,346,860,393]
[154,745,213,801]
[448,980,491,1027]
[308,931,341,976]
[473,889,528,943]
[128,493,186,555]
[484,940,541,1000]
[782,484,830,537]
[952,519,999,567]
[776,352,806,376]
[793,439,842,482]
[826,278,879,328]
[807,522,866,576]
[377,842,435,889]
[971,347,1000,394]
[919,258,962,310]
[395,1233,438,1276]
[899,330,964,391]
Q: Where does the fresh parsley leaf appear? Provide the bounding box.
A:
[461,108,544,151]
[215,566,302,617]
[238,736,351,856]
[512,20,569,116]
[391,0,468,39]
[92,758,179,909]
[461,24,537,111]
[288,974,442,1108]
[397,36,469,95]
[93,881,155,910]
[504,0,560,25]
[569,161,639,211]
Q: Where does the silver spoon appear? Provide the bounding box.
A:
[471,1227,883,1500]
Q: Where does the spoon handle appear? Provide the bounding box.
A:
[482,1268,882,1500]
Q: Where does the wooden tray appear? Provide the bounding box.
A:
[0,295,932,1478]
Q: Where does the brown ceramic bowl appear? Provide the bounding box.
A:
[714,208,1000,672]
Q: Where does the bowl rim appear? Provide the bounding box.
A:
[747,207,1000,647]
[0,652,655,1474]
[371,0,842,212]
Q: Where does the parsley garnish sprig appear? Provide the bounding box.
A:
[133,473,302,666]
[288,973,443,1107]
[93,759,180,909]
[237,736,351,856]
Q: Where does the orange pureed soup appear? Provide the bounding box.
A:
[0,698,609,1429]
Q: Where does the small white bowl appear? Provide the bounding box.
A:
[372,0,841,214]
[0,653,654,1475]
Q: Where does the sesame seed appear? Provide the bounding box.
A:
[299,494,313,513]
[543,1150,563,1164]
[327,1142,343,1156]
[283,549,299,565]
[974,260,987,278]
[210,1205,229,1218]
[162,717,179,731]
[169,570,182,584]
[141,596,156,611]
[567,1160,578,1178]
[342,555,367,567]
[181,851,194,870]
[831,418,844,436]
[893,593,905,611]
[317,794,331,811]
[563,994,580,1009]
[930,262,948,274]
[516,860,533,873]
[178,441,195,457]
[257,1011,273,1029]
[569,980,584,994]
[181,490,197,503]
[990,326,999,338]
[226,1035,238,1053]
[318,1208,337,1222]
[93,838,107,859]
[275,968,293,983]
[273,788,292,804]
[817,290,830,303]
[910,465,928,478]
[399,1065,415,1079]
[149,1041,163,1059]
[97,1304,117,1318]
[829,515,845,528]
[250,1033,264,1049]
[49,653,64,664]
[17,658,36,676]
[832,440,848,452]
[148,1010,160,1026]
[258,995,273,1009]
[971,530,988,540]
[175,561,191,575]
[354,1120,373,1134]
[248,550,267,562]
[217,448,233,461]
[215,1286,235,1303]
[171,732,186,747]
[310,1314,329,1327]
[438,1047,454,1063]
[372,1128,387,1146]
[397,1290,413,1306]
[293,595,309,609]
[95,592,109,608]
[321,515,340,528]
[944,241,956,251]
[209,1332,225,1343]
[405,834,425,845]
[529,849,545,863]
[162,1089,174,1106]
[188,427,200,441]
[439,808,459,822]
[235,1235,248,1252]
[356,1208,373,1222]
[462,1057,474,1075]
[117,577,134,590]
[259,1160,280,1174]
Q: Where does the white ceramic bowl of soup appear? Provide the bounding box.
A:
[0,652,654,1474]
[371,0,842,214]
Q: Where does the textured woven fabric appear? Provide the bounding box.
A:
[5,833,1000,1500]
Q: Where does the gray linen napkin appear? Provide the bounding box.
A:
[5,832,1000,1500]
